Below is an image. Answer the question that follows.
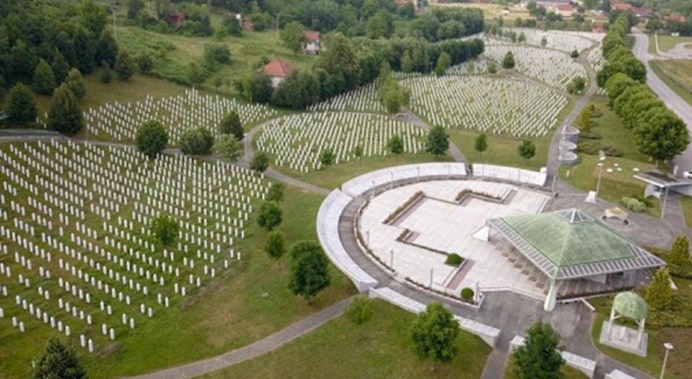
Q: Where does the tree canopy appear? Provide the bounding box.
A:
[32,337,87,379]
[513,320,564,379]
[288,241,331,302]
[136,120,169,158]
[150,214,179,247]
[426,125,449,156]
[410,302,459,364]
[47,84,84,136]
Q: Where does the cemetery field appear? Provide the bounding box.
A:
[116,27,316,95]
[200,299,492,379]
[271,153,454,191]
[649,60,692,106]
[256,112,428,174]
[449,130,551,171]
[0,142,355,378]
[504,357,587,379]
[81,89,278,144]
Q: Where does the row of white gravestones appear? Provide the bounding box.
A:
[0,142,266,344]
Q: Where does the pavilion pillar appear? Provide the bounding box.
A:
[543,279,557,312]
[607,307,616,338]
[637,318,646,344]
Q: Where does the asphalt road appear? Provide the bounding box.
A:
[632,29,692,172]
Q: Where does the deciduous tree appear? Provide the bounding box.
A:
[151,214,179,247]
[345,296,374,325]
[179,127,215,155]
[33,59,57,95]
[475,133,488,158]
[388,134,404,160]
[426,125,449,156]
[115,51,135,81]
[280,21,307,54]
[518,139,536,161]
[513,320,564,379]
[214,134,241,162]
[289,241,331,302]
[257,201,282,230]
[219,111,244,140]
[250,152,270,173]
[410,302,459,365]
[64,69,86,99]
[264,230,285,260]
[136,120,168,158]
[7,83,38,126]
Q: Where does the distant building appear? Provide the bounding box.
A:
[631,7,653,20]
[592,23,607,33]
[263,59,295,88]
[610,2,633,12]
[167,12,186,28]
[664,14,687,24]
[303,31,321,55]
[556,3,574,17]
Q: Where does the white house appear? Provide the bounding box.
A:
[263,59,295,88]
[303,31,321,55]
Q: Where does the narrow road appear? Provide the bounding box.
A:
[632,29,692,172]
[124,297,354,379]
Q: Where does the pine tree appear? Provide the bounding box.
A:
[64,69,86,99]
[115,51,135,81]
[97,30,119,68]
[52,50,71,84]
[670,235,690,265]
[502,51,516,69]
[7,83,38,126]
[32,337,87,379]
[33,59,57,95]
[646,267,673,311]
[47,84,84,136]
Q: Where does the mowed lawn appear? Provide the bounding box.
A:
[656,35,692,53]
[450,130,552,171]
[270,152,455,190]
[0,183,356,379]
[200,299,492,379]
[559,96,661,216]
[649,59,692,106]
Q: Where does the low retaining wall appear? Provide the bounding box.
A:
[369,287,500,347]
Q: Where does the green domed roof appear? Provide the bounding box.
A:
[613,292,647,320]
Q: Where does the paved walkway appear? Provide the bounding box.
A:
[125,296,354,379]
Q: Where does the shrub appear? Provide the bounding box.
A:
[136,120,168,158]
[579,132,602,140]
[577,140,601,155]
[461,287,474,302]
[445,253,463,267]
[257,201,282,230]
[602,145,623,157]
[621,197,646,212]
[179,127,214,155]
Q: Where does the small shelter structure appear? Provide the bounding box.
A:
[599,292,649,356]
[487,208,666,311]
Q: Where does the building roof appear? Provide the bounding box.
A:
[634,170,692,189]
[304,31,320,42]
[263,59,294,78]
[556,4,573,11]
[488,208,665,280]
[613,292,647,320]
[611,2,632,11]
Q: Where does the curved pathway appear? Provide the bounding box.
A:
[125,296,354,379]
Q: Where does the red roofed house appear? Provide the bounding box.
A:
[303,31,321,55]
[556,3,573,17]
[167,12,186,28]
[592,23,607,33]
[631,7,653,20]
[263,59,295,88]
[611,2,632,12]
[664,15,687,24]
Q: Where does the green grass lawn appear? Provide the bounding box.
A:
[656,35,692,53]
[680,197,692,227]
[450,130,552,171]
[200,299,492,379]
[559,96,662,216]
[649,60,692,106]
[0,183,356,379]
[116,26,317,95]
[271,153,455,190]
[504,356,587,379]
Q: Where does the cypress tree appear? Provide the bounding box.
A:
[47,84,84,136]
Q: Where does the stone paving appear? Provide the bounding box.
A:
[359,180,551,299]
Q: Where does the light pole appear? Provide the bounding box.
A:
[660,342,673,379]
[595,150,606,195]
